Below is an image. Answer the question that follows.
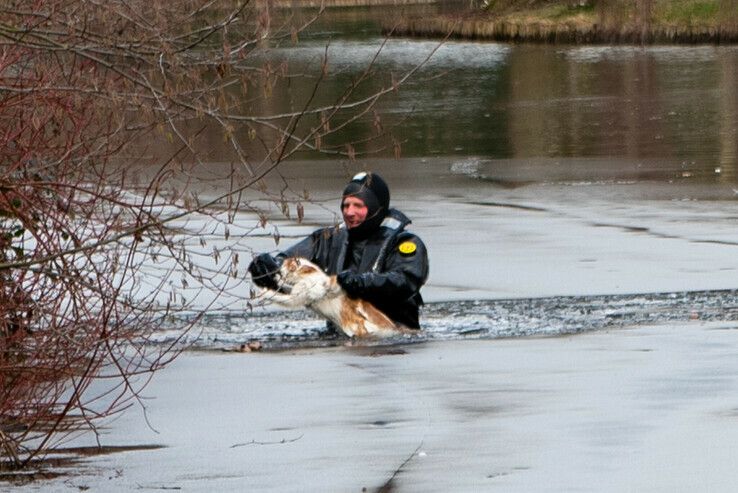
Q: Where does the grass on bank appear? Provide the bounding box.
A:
[388,0,738,43]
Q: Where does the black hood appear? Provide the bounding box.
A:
[342,171,390,240]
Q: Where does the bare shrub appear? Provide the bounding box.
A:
[0,0,429,470]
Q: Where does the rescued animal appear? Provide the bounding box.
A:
[260,257,412,338]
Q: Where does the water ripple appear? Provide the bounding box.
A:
[160,289,738,350]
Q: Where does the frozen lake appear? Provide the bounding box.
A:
[152,156,738,348]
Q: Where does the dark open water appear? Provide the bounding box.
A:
[254,6,738,176]
[157,289,738,349]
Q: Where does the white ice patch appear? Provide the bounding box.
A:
[450,157,482,178]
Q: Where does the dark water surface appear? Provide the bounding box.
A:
[166,289,738,349]
[254,7,738,182]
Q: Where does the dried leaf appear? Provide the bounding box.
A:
[241,75,250,95]
[373,111,382,134]
[223,125,234,142]
[297,202,304,223]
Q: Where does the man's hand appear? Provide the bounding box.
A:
[248,253,280,290]
[337,270,365,298]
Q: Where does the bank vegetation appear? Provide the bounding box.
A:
[387,0,738,43]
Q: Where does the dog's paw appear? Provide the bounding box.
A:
[255,287,275,299]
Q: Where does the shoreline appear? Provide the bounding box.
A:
[273,0,436,7]
[277,0,738,44]
[386,14,738,44]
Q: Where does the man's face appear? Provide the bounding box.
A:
[342,196,368,229]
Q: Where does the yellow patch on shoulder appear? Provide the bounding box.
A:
[398,241,417,255]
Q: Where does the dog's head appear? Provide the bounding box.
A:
[278,257,324,287]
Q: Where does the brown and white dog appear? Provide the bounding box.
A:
[259,257,412,338]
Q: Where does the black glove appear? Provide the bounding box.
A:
[336,270,365,298]
[248,253,280,290]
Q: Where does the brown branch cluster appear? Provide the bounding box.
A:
[0,1,192,469]
[0,0,289,470]
[0,0,432,472]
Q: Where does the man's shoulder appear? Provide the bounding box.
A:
[390,231,426,258]
[382,209,425,247]
[283,223,345,257]
[394,230,424,245]
[384,208,411,230]
[311,223,346,242]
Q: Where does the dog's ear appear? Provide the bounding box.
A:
[297,265,318,275]
[326,275,341,294]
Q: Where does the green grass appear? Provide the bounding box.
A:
[658,0,720,24]
[485,0,729,26]
[489,1,597,23]
[549,3,596,20]
[394,0,738,43]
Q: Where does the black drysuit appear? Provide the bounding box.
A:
[278,208,428,329]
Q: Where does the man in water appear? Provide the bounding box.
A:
[248,171,429,329]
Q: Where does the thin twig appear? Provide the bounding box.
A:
[230,434,304,448]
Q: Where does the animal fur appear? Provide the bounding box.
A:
[260,257,412,338]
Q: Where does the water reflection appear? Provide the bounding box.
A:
[254,23,738,181]
[153,9,738,186]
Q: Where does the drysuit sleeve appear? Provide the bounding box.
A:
[277,227,337,271]
[250,229,327,287]
[279,233,319,262]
